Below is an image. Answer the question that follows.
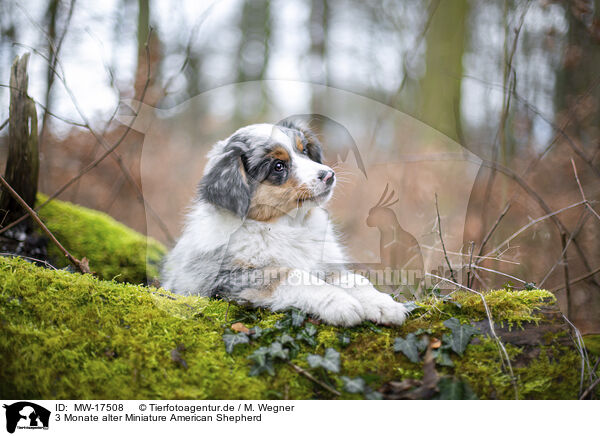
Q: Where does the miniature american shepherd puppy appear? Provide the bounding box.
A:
[161,120,409,326]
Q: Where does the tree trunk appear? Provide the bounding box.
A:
[418,0,468,143]
[0,53,38,231]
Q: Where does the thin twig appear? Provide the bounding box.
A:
[420,244,520,265]
[0,174,89,274]
[562,314,593,397]
[0,252,58,270]
[483,200,586,259]
[0,118,8,131]
[571,158,600,222]
[539,209,590,288]
[580,378,600,400]
[466,241,474,288]
[286,361,341,396]
[551,265,600,292]
[477,202,511,260]
[9,29,174,244]
[0,30,173,243]
[0,83,87,128]
[469,264,526,284]
[435,193,457,283]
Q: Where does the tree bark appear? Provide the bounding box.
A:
[0,53,38,231]
[418,0,468,143]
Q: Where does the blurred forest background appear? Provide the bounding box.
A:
[0,0,599,334]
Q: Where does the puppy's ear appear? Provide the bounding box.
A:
[199,139,251,217]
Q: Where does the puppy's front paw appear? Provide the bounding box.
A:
[361,293,410,325]
[318,294,365,327]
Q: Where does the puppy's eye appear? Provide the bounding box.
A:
[302,147,308,155]
[273,161,285,172]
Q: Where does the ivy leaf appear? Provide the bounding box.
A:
[393,333,421,363]
[435,350,455,367]
[274,317,292,330]
[306,354,323,368]
[341,376,365,394]
[416,335,429,352]
[364,387,383,400]
[364,321,382,333]
[222,332,249,354]
[291,309,306,327]
[436,377,478,400]
[268,342,289,360]
[338,332,351,348]
[296,326,318,347]
[306,348,341,373]
[322,348,341,372]
[304,323,317,336]
[403,301,420,313]
[249,359,275,376]
[249,325,263,338]
[248,346,270,366]
[443,318,480,355]
[278,333,295,346]
[413,328,432,336]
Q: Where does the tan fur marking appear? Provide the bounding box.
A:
[267,146,290,161]
[247,176,312,221]
[232,258,256,269]
[295,135,304,153]
[238,157,248,184]
[238,267,292,301]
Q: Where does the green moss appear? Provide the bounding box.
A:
[405,289,555,331]
[37,194,166,284]
[583,335,600,356]
[0,257,270,399]
[0,256,582,399]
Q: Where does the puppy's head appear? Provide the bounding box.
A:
[199,121,335,221]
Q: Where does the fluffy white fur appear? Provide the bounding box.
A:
[161,123,409,326]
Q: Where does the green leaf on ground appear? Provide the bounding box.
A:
[443,318,480,355]
[393,333,422,363]
[268,342,289,360]
[222,332,250,354]
[306,348,341,373]
[341,376,365,393]
[436,377,478,400]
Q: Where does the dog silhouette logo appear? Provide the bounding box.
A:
[3,402,50,433]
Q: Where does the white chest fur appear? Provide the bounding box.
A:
[229,206,345,271]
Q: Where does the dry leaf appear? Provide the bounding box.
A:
[231,322,250,334]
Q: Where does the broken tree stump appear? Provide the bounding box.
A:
[0,53,39,231]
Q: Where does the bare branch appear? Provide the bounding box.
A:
[286,361,341,397]
[476,202,511,261]
[434,193,457,283]
[0,174,89,274]
[580,378,600,400]
[551,265,600,292]
[483,201,585,260]
[571,158,600,222]
[539,209,590,288]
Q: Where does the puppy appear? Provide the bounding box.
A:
[161,120,409,326]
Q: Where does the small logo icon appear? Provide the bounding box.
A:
[3,402,50,434]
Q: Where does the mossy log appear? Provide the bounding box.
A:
[36,194,165,284]
[0,198,597,400]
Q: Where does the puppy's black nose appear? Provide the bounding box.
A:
[318,170,335,185]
